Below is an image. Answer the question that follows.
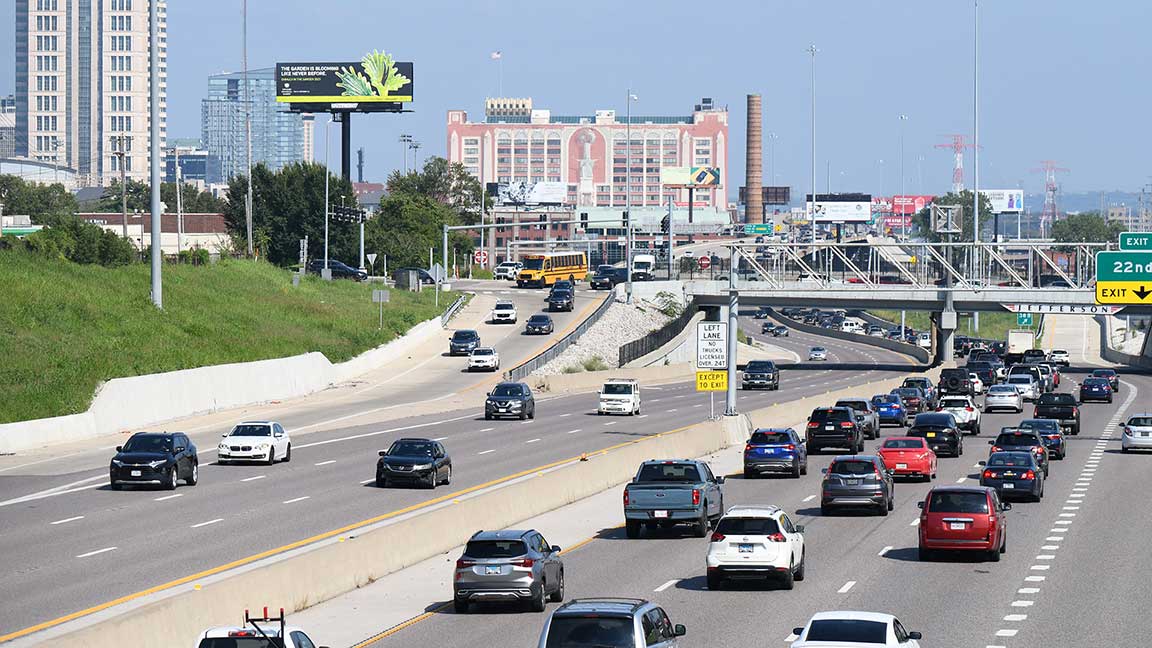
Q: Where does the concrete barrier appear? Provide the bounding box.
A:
[0,317,445,455]
[1097,316,1152,369]
[37,365,942,647]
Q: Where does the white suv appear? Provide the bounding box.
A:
[598,378,640,415]
[493,261,522,280]
[938,395,981,435]
[1047,349,1071,367]
[490,300,518,324]
[706,505,805,590]
[218,421,292,465]
[468,347,500,372]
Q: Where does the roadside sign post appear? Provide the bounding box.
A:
[372,289,390,329]
[473,249,489,267]
[696,321,729,420]
[366,252,378,277]
[1095,251,1152,305]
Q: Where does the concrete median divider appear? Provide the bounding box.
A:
[38,367,940,647]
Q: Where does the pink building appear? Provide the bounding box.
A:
[446,97,728,211]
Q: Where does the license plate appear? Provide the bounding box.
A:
[1143,432,1151,438]
[846,479,860,485]
[130,470,141,477]
[949,522,966,530]
[484,566,501,575]
[896,463,908,469]
[738,543,753,553]
[825,425,835,431]
[926,432,937,438]
[1002,483,1015,489]
[653,510,669,518]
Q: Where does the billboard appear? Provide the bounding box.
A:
[488,181,568,205]
[806,193,872,223]
[981,189,1024,214]
[275,51,413,110]
[891,194,935,215]
[660,166,721,187]
[738,186,791,205]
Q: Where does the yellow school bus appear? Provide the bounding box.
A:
[516,251,588,288]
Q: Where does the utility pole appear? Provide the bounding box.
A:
[175,147,184,253]
[899,115,908,241]
[625,89,638,304]
[114,136,128,239]
[807,44,818,245]
[399,134,412,173]
[242,0,254,257]
[148,0,162,308]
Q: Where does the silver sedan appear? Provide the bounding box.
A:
[984,384,1023,413]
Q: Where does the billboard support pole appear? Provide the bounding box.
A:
[724,245,738,417]
[688,187,695,244]
[341,112,352,181]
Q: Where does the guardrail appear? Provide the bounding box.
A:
[440,294,468,327]
[504,293,616,382]
[767,308,930,365]
[618,301,699,367]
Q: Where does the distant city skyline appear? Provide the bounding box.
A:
[1,0,1149,196]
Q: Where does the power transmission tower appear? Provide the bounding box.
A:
[935,135,975,194]
[1030,160,1069,237]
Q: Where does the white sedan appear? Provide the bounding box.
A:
[984,384,1023,413]
[218,421,292,465]
[791,610,922,647]
[468,347,500,372]
[809,347,828,361]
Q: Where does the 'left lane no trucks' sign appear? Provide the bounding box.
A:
[696,322,729,370]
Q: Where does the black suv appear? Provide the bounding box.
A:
[740,360,780,391]
[908,412,963,457]
[939,368,974,397]
[110,432,199,490]
[306,259,367,281]
[1033,392,1081,435]
[449,330,481,355]
[990,428,1049,476]
[485,382,536,420]
[548,289,574,312]
[805,407,864,454]
[590,266,627,289]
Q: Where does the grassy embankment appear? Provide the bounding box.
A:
[0,250,456,424]
[868,310,1029,344]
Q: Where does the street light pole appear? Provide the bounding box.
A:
[242,0,254,257]
[807,45,818,245]
[114,136,127,239]
[323,117,336,280]
[175,147,184,253]
[767,132,778,185]
[899,114,908,241]
[399,134,412,173]
[148,0,162,308]
[625,89,638,304]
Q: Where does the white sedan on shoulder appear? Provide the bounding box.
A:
[809,347,828,361]
[791,610,922,647]
[468,347,500,372]
[490,300,517,324]
[218,421,291,465]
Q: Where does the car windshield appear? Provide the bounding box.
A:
[387,441,435,456]
[1018,420,1058,433]
[928,490,990,513]
[452,331,477,341]
[602,383,634,395]
[894,388,921,399]
[121,435,171,453]
[229,425,271,437]
[635,463,703,482]
[811,347,826,352]
[1008,376,1033,384]
[836,401,868,411]
[551,291,573,299]
[491,385,524,398]
[989,386,1017,394]
[471,348,494,356]
[1037,393,1075,405]
[749,431,792,444]
[872,395,898,405]
[715,516,781,535]
[810,409,850,422]
[1082,378,1108,386]
[988,452,1035,467]
[596,265,614,273]
[882,438,924,449]
[528,315,550,323]
[544,616,634,648]
[829,460,876,475]
[745,361,776,372]
[1093,370,1117,377]
[494,303,514,310]
[522,258,544,270]
[805,619,888,644]
[995,432,1040,446]
[1051,350,1067,354]
[914,414,954,426]
[464,540,527,559]
[198,639,284,648]
[1127,417,1152,427]
[941,399,970,409]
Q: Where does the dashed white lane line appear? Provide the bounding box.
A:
[191,518,224,529]
[1024,575,1046,582]
[1011,600,1035,607]
[1042,545,1060,550]
[654,579,679,592]
[480,427,494,432]
[76,547,117,558]
[359,478,374,484]
[241,475,266,482]
[314,460,336,466]
[1030,565,1051,571]
[995,629,1019,637]
[837,581,856,594]
[1059,513,1076,517]
[909,518,921,526]
[1003,614,1028,621]
[1036,555,1056,560]
[1055,520,1073,525]
[1062,506,1080,511]
[638,414,650,419]
[432,437,448,442]
[282,496,310,504]
[878,546,893,556]
[603,421,617,426]
[50,515,85,525]
[526,438,541,444]
[1045,536,1063,541]
[566,429,581,434]
[955,476,967,483]
[477,449,496,455]
[803,495,816,502]
[667,409,678,413]
[154,493,183,501]
[1018,587,1041,594]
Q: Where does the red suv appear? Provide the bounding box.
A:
[917,486,1010,562]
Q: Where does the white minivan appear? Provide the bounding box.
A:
[598,378,641,415]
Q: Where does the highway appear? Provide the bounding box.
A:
[0,290,917,636]
[360,368,1144,648]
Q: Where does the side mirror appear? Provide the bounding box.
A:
[916,501,924,509]
[115,445,123,452]
[486,392,492,398]
[1002,502,1013,511]
[988,440,995,445]
[978,460,987,466]
[908,631,922,640]
[795,524,805,533]
[792,627,805,638]
[820,467,828,475]
[378,450,388,457]
[274,433,284,438]
[673,624,686,637]
[715,476,726,484]
[551,545,562,553]
[221,433,228,438]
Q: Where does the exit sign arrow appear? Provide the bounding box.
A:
[1135,285,1152,300]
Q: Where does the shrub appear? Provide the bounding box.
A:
[582,356,609,372]
[653,291,683,318]
[561,364,584,374]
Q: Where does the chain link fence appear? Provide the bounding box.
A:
[504,294,616,382]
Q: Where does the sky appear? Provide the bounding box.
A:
[2,0,1149,198]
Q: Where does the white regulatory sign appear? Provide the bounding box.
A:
[1005,303,1124,315]
[696,322,729,370]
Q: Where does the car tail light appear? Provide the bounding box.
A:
[1072,407,1078,416]
[456,559,476,568]
[1023,470,1036,480]
[1031,446,1043,454]
[744,443,753,452]
[983,469,996,479]
[1045,434,1060,440]
[991,446,1002,452]
[710,532,725,542]
[767,532,786,542]
[692,488,701,506]
[623,490,630,507]
[966,406,974,412]
[1033,407,1038,417]
[511,558,535,568]
[839,422,854,428]
[807,421,819,428]
[935,407,943,412]
[785,444,795,451]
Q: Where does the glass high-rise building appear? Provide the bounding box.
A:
[200,67,311,183]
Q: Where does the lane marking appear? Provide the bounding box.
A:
[955,476,967,483]
[654,579,679,592]
[432,437,448,442]
[76,547,117,558]
[995,630,1019,637]
[1030,565,1051,571]
[559,413,573,418]
[154,494,183,501]
[837,581,856,594]
[50,516,85,525]
[603,421,617,426]
[878,546,893,556]
[803,495,816,502]
[909,518,921,526]
[314,460,337,467]
[567,429,582,434]
[1036,555,1056,560]
[638,414,649,419]
[1018,587,1041,594]
[0,474,107,508]
[294,412,479,451]
[1041,545,1060,550]
[667,409,678,413]
[526,438,541,444]
[1011,600,1035,607]
[191,518,224,529]
[1003,614,1028,621]
[1025,575,1046,582]
[479,427,494,432]
[477,449,496,455]
[241,475,266,482]
[282,496,311,504]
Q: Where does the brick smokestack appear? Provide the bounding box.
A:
[745,94,763,224]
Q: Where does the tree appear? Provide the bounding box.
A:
[365,193,473,270]
[0,174,78,223]
[92,180,226,214]
[223,162,359,266]
[386,156,486,224]
[910,190,994,242]
[1052,211,1122,246]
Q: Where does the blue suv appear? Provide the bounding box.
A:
[743,428,807,479]
[871,393,908,427]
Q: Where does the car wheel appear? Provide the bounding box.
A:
[791,459,801,479]
[186,462,198,486]
[549,570,565,602]
[266,448,275,466]
[878,499,889,516]
[800,460,808,476]
[453,597,469,614]
[918,546,933,561]
[694,508,709,537]
[426,471,438,489]
[1072,425,1079,436]
[110,481,121,490]
[794,552,806,581]
[743,467,756,479]
[375,475,387,488]
[989,541,1002,562]
[519,410,528,420]
[707,572,724,591]
[807,443,818,455]
[284,444,292,463]
[485,412,492,420]
[165,466,178,491]
[887,494,895,511]
[625,520,641,539]
[442,465,452,486]
[529,406,536,420]
[781,559,795,590]
[820,504,832,516]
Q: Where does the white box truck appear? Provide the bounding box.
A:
[1007,329,1035,354]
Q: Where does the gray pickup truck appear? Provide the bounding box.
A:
[623,460,725,539]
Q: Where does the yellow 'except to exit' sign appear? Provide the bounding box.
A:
[1096,281,1152,304]
[696,371,728,392]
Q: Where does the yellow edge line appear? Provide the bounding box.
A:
[0,421,689,644]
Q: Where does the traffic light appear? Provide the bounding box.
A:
[622,210,630,228]
[660,214,670,234]
[580,212,589,227]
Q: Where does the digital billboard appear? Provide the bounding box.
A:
[980,189,1024,214]
[660,166,721,187]
[739,186,791,205]
[891,194,935,215]
[806,193,872,223]
[276,51,413,111]
[487,181,568,205]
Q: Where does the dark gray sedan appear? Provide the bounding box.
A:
[820,455,895,516]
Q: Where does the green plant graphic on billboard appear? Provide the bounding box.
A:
[337,50,411,100]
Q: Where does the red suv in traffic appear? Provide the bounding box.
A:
[917,486,1010,562]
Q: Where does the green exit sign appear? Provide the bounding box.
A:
[744,224,772,235]
[1120,232,1152,251]
[1017,313,1033,327]
[1096,251,1152,281]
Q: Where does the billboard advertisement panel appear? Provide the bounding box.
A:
[660,166,722,187]
[806,193,872,223]
[276,51,413,109]
[892,194,935,215]
[739,186,791,205]
[980,189,1024,214]
[489,181,568,205]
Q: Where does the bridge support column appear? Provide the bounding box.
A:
[935,310,958,367]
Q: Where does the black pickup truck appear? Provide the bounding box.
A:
[740,360,780,391]
[1033,392,1081,435]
